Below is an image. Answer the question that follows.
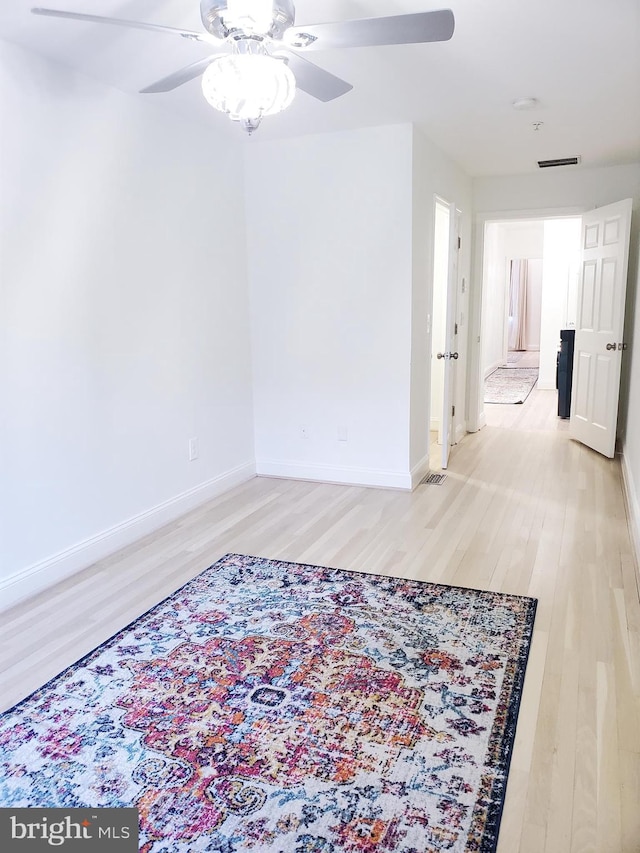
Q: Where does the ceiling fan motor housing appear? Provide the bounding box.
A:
[200,1,295,40]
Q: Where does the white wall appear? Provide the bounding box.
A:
[0,40,255,606]
[538,218,581,389]
[622,237,640,571]
[502,221,545,262]
[244,124,414,489]
[473,165,640,216]
[525,259,543,351]
[410,128,473,474]
[480,223,505,376]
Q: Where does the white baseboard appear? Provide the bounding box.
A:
[0,461,256,612]
[429,424,465,446]
[430,417,440,432]
[620,452,640,586]
[256,459,412,491]
[484,360,502,379]
[410,453,431,490]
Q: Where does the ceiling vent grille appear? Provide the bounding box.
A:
[538,156,581,168]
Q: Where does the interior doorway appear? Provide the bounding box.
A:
[478,215,582,422]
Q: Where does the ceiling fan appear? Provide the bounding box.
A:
[31,1,455,134]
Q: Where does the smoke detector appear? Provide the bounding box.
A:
[512,97,539,110]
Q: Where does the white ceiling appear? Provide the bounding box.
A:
[1,0,639,176]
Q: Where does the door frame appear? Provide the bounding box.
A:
[431,196,452,447]
[441,203,461,468]
[430,195,462,468]
[467,205,586,432]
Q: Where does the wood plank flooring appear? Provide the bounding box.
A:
[1,388,639,852]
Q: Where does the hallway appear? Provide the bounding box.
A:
[1,387,638,851]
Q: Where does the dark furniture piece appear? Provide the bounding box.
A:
[557,329,575,419]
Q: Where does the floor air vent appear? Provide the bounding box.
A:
[420,472,447,485]
[537,156,581,168]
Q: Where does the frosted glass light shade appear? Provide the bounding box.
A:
[201,53,296,127]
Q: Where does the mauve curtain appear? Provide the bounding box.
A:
[508,259,528,351]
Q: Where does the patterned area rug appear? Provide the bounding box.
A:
[0,554,537,853]
[484,368,539,404]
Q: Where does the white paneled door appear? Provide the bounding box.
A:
[569,199,633,458]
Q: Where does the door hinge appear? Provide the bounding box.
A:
[452,405,455,417]
[457,236,461,249]
[454,322,458,335]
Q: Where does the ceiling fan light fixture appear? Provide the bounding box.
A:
[33,3,457,125]
[201,45,296,132]
[200,0,295,39]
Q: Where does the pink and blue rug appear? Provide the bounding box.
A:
[0,553,536,852]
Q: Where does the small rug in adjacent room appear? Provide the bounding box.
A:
[0,553,537,853]
[484,367,539,404]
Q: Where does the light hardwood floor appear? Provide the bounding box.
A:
[1,388,639,852]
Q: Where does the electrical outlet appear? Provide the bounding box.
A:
[300,425,309,439]
[188,437,199,461]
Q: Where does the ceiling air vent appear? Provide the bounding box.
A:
[537,156,582,168]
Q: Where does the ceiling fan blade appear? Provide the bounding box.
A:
[277,51,352,102]
[285,9,455,51]
[140,56,219,94]
[31,7,209,43]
